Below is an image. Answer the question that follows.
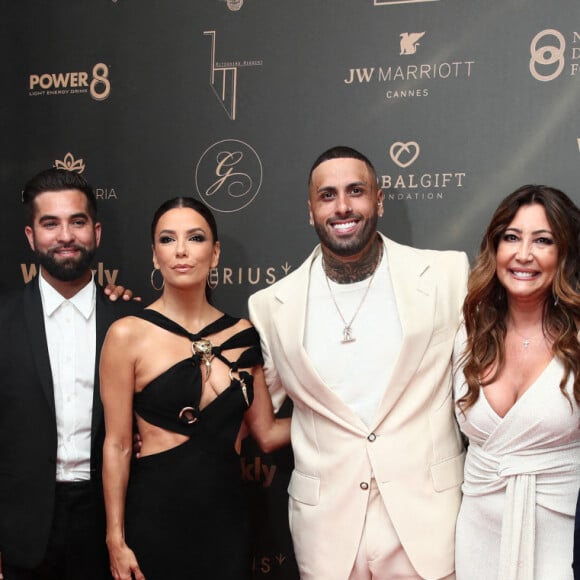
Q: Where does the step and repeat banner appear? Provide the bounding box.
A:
[1,1,579,577]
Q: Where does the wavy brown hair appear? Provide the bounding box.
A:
[459,184,580,410]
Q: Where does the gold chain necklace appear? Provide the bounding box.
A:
[323,245,382,344]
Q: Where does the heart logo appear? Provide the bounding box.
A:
[389,141,420,168]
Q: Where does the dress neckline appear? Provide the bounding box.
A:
[481,357,556,420]
[141,308,234,339]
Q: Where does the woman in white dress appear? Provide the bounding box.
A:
[454,184,580,580]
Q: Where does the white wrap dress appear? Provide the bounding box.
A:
[454,354,580,580]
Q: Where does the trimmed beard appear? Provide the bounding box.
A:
[313,212,379,257]
[35,245,96,282]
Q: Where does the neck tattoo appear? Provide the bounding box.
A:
[323,243,383,344]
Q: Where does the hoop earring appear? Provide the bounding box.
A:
[207,267,218,290]
[150,268,164,291]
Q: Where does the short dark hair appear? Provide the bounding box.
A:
[22,168,97,225]
[150,197,219,243]
[308,146,378,185]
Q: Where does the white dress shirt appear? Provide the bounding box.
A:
[39,271,96,482]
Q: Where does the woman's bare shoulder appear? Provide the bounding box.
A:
[106,314,149,341]
[234,317,253,331]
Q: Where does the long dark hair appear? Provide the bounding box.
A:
[150,197,218,243]
[460,184,580,410]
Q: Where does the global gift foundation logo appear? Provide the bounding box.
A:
[389,141,420,168]
[529,29,580,81]
[381,140,466,201]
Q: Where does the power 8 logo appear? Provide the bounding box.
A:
[90,63,111,101]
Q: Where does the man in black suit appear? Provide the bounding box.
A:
[0,169,139,579]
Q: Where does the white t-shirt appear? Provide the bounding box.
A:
[304,245,402,427]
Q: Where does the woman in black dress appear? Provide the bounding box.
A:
[100,197,290,580]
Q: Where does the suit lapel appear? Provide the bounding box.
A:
[373,237,436,424]
[23,278,56,416]
[272,247,368,433]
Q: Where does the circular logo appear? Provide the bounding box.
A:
[529,29,566,82]
[195,139,263,213]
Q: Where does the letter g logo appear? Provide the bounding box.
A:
[195,139,263,213]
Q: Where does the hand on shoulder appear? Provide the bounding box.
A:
[104,283,142,302]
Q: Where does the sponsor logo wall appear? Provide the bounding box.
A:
[1,2,579,577]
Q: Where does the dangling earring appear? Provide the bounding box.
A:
[553,292,559,307]
[207,267,218,290]
[150,268,164,291]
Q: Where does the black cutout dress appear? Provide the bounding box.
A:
[124,309,262,579]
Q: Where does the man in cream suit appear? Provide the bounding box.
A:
[249,146,469,579]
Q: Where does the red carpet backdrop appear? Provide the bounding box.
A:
[1,1,579,577]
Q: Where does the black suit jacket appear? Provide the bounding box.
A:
[0,276,140,568]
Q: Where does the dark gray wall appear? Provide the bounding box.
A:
[1,1,579,577]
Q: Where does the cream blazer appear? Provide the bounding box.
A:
[248,234,469,580]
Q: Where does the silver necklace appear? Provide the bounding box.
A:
[323,247,382,344]
[509,327,543,349]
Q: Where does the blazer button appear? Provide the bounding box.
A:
[360,481,369,490]
[367,433,377,442]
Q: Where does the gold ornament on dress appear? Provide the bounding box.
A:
[178,406,198,424]
[229,368,250,407]
[192,339,214,377]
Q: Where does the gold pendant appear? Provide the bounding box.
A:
[192,339,214,377]
[229,368,250,407]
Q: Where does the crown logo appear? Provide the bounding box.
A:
[54,152,85,174]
